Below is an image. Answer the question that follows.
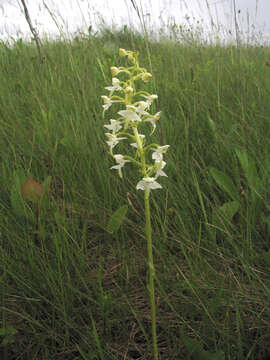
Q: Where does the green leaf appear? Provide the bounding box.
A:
[209,167,239,201]
[212,200,239,232]
[235,149,258,188]
[42,176,51,192]
[207,114,216,134]
[10,184,25,217]
[59,137,69,146]
[0,325,18,337]
[106,205,128,234]
[10,170,26,217]
[1,335,15,346]
[218,200,239,221]
[262,216,270,233]
[182,334,225,360]
[38,175,51,211]
[261,251,270,266]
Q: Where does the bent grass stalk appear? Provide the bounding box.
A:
[102,48,169,359]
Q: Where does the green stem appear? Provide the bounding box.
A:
[144,190,158,360]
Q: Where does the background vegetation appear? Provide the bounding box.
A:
[0,6,270,359]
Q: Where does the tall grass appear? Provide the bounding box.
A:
[0,20,270,359]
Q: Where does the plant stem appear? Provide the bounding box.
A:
[144,190,158,360]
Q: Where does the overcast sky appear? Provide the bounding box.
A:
[0,0,269,44]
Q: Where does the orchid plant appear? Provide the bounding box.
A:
[102,48,169,360]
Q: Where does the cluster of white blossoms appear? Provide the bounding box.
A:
[102,48,169,194]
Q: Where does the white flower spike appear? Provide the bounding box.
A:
[102,49,169,360]
[102,48,169,192]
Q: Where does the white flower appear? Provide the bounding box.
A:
[130,134,145,148]
[127,101,150,116]
[105,133,127,150]
[110,154,130,169]
[141,94,158,106]
[144,111,161,134]
[101,95,120,111]
[105,78,122,93]
[104,119,122,133]
[110,154,130,178]
[152,145,170,162]
[155,161,167,177]
[136,177,162,191]
[118,109,141,123]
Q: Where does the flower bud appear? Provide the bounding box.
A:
[111,66,119,76]
[112,77,120,85]
[125,86,134,94]
[119,48,127,57]
[141,72,152,82]
[128,53,134,62]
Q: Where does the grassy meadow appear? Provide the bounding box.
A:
[0,23,270,359]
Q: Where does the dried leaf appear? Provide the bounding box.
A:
[21,177,44,203]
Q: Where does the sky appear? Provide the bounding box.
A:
[0,0,269,44]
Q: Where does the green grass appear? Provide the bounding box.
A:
[0,24,270,359]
